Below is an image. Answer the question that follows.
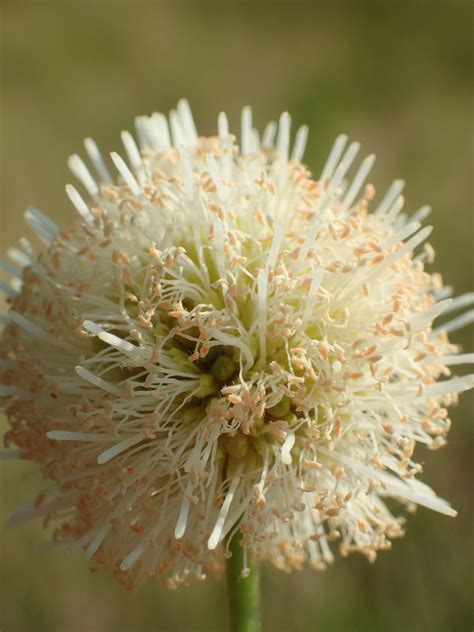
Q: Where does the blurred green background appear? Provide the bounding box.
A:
[1,1,473,631]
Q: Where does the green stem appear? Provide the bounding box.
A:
[226,531,262,632]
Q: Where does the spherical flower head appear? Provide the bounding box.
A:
[1,100,473,590]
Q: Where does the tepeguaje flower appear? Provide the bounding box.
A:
[1,100,473,592]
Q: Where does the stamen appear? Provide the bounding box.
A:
[261,121,277,149]
[291,125,309,162]
[24,207,56,244]
[178,146,194,200]
[46,431,112,442]
[302,268,324,328]
[218,111,229,140]
[169,109,185,147]
[97,432,145,465]
[409,299,452,331]
[383,220,421,250]
[68,154,99,196]
[85,523,110,559]
[442,293,474,315]
[75,366,121,396]
[7,248,30,268]
[151,112,172,149]
[175,480,194,539]
[319,134,347,184]
[178,99,198,145]
[432,353,474,366]
[121,131,144,182]
[241,106,252,155]
[84,137,113,184]
[66,184,95,223]
[257,268,268,365]
[375,179,405,215]
[434,309,474,335]
[276,111,291,166]
[340,154,375,214]
[208,465,244,550]
[110,152,142,196]
[423,374,474,398]
[281,431,296,465]
[410,205,431,224]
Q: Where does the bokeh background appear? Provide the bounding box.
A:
[1,1,473,631]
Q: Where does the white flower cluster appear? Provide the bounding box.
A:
[1,100,472,590]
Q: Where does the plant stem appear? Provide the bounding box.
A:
[226,531,262,632]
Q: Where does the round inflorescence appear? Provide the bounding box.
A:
[1,101,473,590]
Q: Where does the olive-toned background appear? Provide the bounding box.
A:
[1,1,472,631]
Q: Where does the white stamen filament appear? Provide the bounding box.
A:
[302,268,324,327]
[423,375,474,398]
[410,205,431,224]
[281,431,296,465]
[68,154,99,197]
[66,184,95,223]
[121,131,144,182]
[291,125,309,162]
[84,137,113,184]
[110,152,142,196]
[174,479,195,540]
[340,154,375,214]
[241,106,252,155]
[375,179,405,215]
[85,523,110,559]
[434,309,474,335]
[97,433,146,465]
[208,465,244,550]
[319,134,347,184]
[75,366,121,396]
[261,121,277,149]
[47,431,112,443]
[442,293,474,315]
[257,268,268,365]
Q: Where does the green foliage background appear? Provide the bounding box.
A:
[1,2,472,630]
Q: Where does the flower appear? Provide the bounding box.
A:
[1,100,473,591]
